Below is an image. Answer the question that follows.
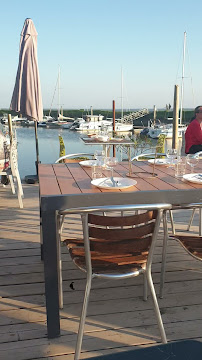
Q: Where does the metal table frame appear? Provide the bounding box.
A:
[40,172,202,338]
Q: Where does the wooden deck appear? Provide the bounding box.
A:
[0,183,202,359]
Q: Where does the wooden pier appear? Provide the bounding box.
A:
[0,183,201,359]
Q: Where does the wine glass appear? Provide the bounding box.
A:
[166,149,177,166]
[186,154,199,173]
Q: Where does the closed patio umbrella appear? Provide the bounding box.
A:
[10,18,43,181]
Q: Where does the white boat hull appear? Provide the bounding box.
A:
[46,120,72,128]
[71,119,133,132]
[148,124,187,139]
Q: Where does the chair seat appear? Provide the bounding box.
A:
[74,258,144,275]
[64,238,148,274]
[173,235,202,259]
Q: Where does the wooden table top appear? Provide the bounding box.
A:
[39,160,202,197]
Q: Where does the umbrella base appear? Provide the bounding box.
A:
[24,174,38,184]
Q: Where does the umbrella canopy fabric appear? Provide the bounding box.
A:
[10,18,43,122]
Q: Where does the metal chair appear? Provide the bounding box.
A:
[59,203,172,359]
[0,139,23,208]
[160,203,202,299]
[186,151,202,235]
[131,153,175,234]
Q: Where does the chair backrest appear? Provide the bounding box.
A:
[131,153,166,161]
[55,152,95,163]
[62,203,171,275]
[193,151,202,158]
[87,210,157,267]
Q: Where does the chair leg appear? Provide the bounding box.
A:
[15,169,24,197]
[146,271,167,344]
[169,210,175,234]
[8,175,15,194]
[58,238,63,309]
[187,209,195,231]
[199,208,202,236]
[159,211,168,299]
[16,179,23,209]
[17,189,23,208]
[74,274,92,360]
[143,272,148,301]
[59,214,65,234]
[57,215,63,309]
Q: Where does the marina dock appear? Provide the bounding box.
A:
[0,183,201,359]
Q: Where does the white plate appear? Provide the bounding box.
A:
[148,159,177,166]
[110,137,123,141]
[97,135,109,142]
[91,177,137,190]
[79,160,98,167]
[148,159,170,166]
[82,137,92,141]
[183,173,202,184]
[82,136,97,141]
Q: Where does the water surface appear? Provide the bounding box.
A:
[15,127,180,179]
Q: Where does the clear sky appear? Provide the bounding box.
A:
[1,0,202,111]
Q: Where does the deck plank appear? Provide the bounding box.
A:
[0,182,201,359]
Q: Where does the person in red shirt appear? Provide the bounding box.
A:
[185,105,202,154]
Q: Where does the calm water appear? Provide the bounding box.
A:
[15,127,181,179]
[16,127,100,178]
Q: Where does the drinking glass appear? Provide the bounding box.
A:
[92,165,103,180]
[186,154,199,173]
[94,150,105,165]
[175,157,186,178]
[104,157,118,167]
[105,166,114,180]
[166,149,177,166]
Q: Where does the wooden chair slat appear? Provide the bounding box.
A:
[88,210,157,227]
[66,236,152,254]
[74,258,144,272]
[172,235,202,260]
[72,253,147,266]
[91,236,151,253]
[175,235,202,243]
[89,222,155,240]
[70,248,147,259]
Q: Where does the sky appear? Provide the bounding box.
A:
[1,0,202,111]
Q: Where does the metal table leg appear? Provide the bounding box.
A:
[41,206,60,338]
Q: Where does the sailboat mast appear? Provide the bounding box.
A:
[58,65,60,118]
[121,67,123,119]
[179,31,186,125]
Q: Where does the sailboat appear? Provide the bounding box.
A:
[46,67,74,129]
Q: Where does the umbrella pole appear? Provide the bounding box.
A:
[113,100,116,157]
[34,121,40,175]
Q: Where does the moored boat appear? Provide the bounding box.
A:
[70,114,133,132]
[143,122,187,139]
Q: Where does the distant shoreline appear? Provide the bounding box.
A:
[0,108,194,126]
